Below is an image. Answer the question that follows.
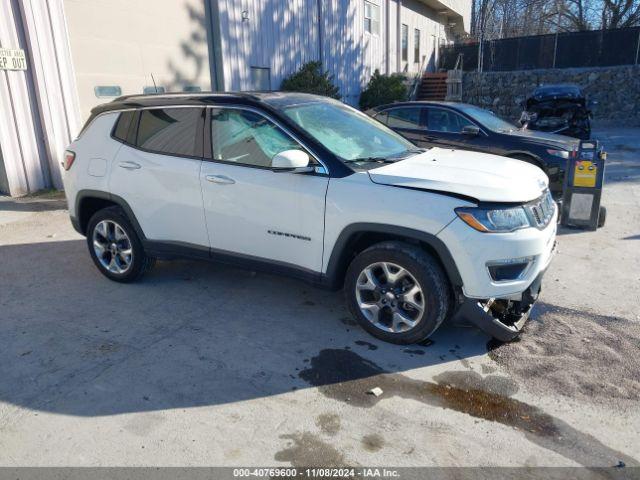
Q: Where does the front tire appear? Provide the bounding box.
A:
[344,241,452,344]
[86,206,154,282]
[598,206,606,228]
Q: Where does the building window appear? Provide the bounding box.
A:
[401,24,408,62]
[143,86,166,94]
[136,108,202,157]
[94,86,121,98]
[364,1,380,35]
[414,29,420,63]
[250,67,271,91]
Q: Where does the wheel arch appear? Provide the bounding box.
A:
[75,189,146,239]
[324,223,463,291]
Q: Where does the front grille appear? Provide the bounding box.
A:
[526,190,555,228]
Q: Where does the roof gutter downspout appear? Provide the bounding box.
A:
[396,0,402,72]
[204,0,225,91]
[385,0,391,74]
[317,0,324,67]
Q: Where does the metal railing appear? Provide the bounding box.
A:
[408,54,430,100]
[445,53,464,101]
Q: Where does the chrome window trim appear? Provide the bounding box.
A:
[79,104,329,174]
[78,105,202,141]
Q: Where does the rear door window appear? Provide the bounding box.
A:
[135,108,203,157]
[381,107,424,130]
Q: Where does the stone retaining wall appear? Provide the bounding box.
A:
[461,65,640,126]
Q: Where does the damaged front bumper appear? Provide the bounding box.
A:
[454,243,555,341]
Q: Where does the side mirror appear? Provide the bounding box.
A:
[272,150,313,172]
[462,125,480,136]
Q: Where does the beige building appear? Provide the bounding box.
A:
[0,0,470,196]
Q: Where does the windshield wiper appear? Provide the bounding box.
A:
[347,149,425,164]
[346,156,393,163]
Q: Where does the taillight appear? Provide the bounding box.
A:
[62,150,76,171]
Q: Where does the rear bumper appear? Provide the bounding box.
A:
[453,260,550,341]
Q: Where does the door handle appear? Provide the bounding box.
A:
[118,161,141,170]
[205,174,235,185]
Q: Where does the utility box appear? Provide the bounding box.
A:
[561,141,607,230]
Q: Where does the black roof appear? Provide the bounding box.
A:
[369,100,480,113]
[90,91,330,116]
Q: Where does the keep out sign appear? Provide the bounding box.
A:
[0,49,27,71]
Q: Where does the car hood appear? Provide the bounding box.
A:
[504,128,580,150]
[368,148,548,203]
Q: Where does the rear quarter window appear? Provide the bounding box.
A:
[112,111,135,143]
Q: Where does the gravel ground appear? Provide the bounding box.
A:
[488,303,640,410]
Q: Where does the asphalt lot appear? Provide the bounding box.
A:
[0,127,638,468]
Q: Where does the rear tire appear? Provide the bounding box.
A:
[344,241,452,344]
[86,206,155,282]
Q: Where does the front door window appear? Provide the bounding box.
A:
[210,109,304,168]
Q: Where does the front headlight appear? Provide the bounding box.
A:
[456,206,531,233]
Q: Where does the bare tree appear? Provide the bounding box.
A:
[601,0,640,28]
[469,0,640,40]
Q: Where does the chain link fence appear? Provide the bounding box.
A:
[440,26,640,71]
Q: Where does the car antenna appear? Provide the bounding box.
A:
[150,73,158,93]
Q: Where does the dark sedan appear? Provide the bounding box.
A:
[368,101,580,196]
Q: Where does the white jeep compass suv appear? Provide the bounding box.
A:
[62,92,557,344]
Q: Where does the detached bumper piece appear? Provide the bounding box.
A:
[456,273,544,342]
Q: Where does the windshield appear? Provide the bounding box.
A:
[280,100,416,162]
[457,105,518,133]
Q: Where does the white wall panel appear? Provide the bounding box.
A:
[214,0,455,106]
[216,0,320,92]
[64,0,212,120]
[0,0,46,195]
[19,0,81,189]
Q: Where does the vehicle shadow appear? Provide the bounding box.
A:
[0,239,489,418]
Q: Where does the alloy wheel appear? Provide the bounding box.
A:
[354,262,425,333]
[92,220,133,274]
